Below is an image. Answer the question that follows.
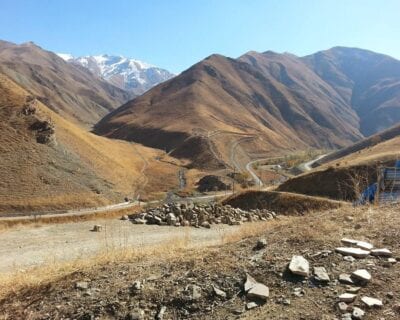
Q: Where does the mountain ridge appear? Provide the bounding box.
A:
[58,53,175,95]
[95,46,400,169]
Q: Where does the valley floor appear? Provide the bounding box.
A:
[0,204,399,319]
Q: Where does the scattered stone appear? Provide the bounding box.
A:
[133,218,147,224]
[313,266,330,283]
[341,238,359,245]
[352,307,365,319]
[370,248,392,257]
[283,298,291,305]
[288,255,310,277]
[131,281,142,291]
[361,296,383,308]
[388,258,397,264]
[351,269,371,283]
[92,225,103,232]
[213,286,227,299]
[341,313,352,320]
[338,302,348,313]
[293,287,305,297]
[244,274,258,292]
[201,221,211,228]
[339,293,357,303]
[75,281,89,290]
[156,306,166,320]
[356,241,374,250]
[387,292,394,299]
[335,247,370,258]
[246,302,258,310]
[339,274,354,285]
[254,238,267,250]
[343,256,356,262]
[121,215,129,220]
[126,310,145,320]
[346,286,361,293]
[247,283,269,301]
[189,284,202,301]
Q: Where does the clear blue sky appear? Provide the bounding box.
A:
[1,0,399,73]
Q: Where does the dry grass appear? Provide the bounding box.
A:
[0,219,275,300]
[0,73,189,214]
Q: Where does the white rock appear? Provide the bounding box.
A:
[388,258,397,263]
[370,248,392,257]
[246,302,258,310]
[339,293,357,303]
[213,286,226,298]
[343,256,356,262]
[341,238,359,245]
[361,296,383,307]
[289,255,309,277]
[351,269,371,282]
[335,247,370,258]
[356,241,374,250]
[247,283,269,300]
[244,274,258,292]
[313,266,330,282]
[346,286,361,293]
[352,307,365,319]
[337,301,348,313]
[339,274,354,284]
[340,238,373,250]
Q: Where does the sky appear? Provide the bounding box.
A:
[1,0,399,73]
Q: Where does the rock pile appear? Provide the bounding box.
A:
[128,203,277,227]
[30,119,56,145]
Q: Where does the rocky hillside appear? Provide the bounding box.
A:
[0,72,178,213]
[1,202,398,319]
[95,47,400,169]
[59,54,174,95]
[0,40,133,127]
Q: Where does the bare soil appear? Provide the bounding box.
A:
[0,204,399,319]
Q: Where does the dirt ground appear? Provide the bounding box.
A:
[0,204,399,319]
[0,219,241,273]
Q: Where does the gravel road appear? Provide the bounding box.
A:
[0,219,241,273]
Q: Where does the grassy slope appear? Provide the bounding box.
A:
[278,126,400,200]
[0,73,180,213]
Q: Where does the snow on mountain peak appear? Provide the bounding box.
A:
[62,53,174,94]
[56,53,74,61]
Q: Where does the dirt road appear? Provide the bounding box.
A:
[0,219,241,273]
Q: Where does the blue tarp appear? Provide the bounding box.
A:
[357,183,377,204]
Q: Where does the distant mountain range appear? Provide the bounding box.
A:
[58,53,175,95]
[95,47,400,169]
[0,40,132,126]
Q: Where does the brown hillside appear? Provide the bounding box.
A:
[278,125,400,200]
[303,47,400,136]
[95,51,370,169]
[0,40,133,127]
[0,72,179,214]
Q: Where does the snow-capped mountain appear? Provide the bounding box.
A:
[57,53,174,94]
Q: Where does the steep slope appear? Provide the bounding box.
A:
[313,123,400,168]
[0,40,132,127]
[278,124,400,200]
[95,52,364,169]
[0,72,178,213]
[303,47,400,135]
[60,54,174,95]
